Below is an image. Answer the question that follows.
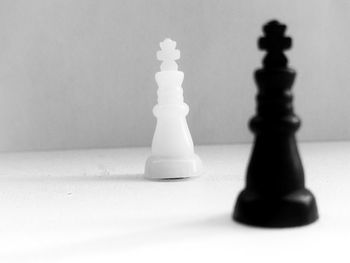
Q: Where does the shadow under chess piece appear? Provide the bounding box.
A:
[233,20,319,227]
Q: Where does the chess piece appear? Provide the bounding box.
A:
[233,20,319,227]
[144,38,202,180]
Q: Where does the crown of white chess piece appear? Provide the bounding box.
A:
[157,38,180,71]
[144,38,203,180]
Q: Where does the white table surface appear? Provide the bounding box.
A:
[0,141,349,263]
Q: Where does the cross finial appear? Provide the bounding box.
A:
[157,38,180,71]
[258,20,292,68]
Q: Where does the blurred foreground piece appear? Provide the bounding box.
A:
[233,20,319,227]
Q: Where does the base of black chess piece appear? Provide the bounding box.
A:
[232,20,318,228]
[233,189,318,228]
[233,131,319,228]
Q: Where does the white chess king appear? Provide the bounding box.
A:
[144,38,203,180]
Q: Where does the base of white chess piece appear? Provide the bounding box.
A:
[145,154,202,180]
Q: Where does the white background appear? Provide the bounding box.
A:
[0,0,349,152]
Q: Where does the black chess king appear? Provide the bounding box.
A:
[233,20,319,227]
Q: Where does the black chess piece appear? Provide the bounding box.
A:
[233,20,319,227]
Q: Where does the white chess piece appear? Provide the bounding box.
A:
[144,38,203,180]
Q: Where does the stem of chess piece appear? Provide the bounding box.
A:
[233,20,319,227]
[144,38,202,180]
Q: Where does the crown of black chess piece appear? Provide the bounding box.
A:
[232,20,319,227]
